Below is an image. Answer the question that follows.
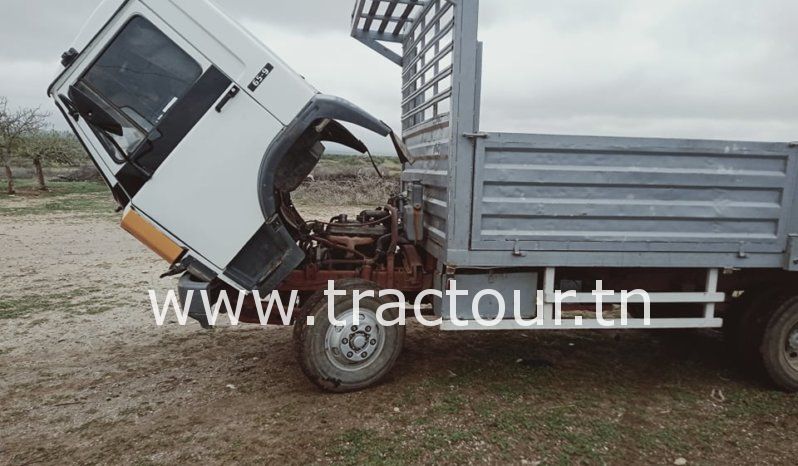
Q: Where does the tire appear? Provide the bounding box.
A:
[722,292,752,344]
[734,291,785,372]
[294,280,405,393]
[722,290,764,351]
[759,296,798,392]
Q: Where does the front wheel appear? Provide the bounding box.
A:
[294,281,405,393]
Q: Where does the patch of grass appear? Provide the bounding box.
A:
[0,180,108,197]
[330,428,408,465]
[84,303,117,315]
[329,425,478,465]
[429,394,466,415]
[0,180,116,217]
[40,195,113,214]
[724,388,796,418]
[27,318,49,327]
[49,181,110,195]
[65,418,122,435]
[0,295,57,320]
[0,287,115,320]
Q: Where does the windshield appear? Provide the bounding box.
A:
[78,16,202,158]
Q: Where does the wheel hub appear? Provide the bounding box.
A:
[351,333,368,351]
[785,326,798,372]
[326,310,385,370]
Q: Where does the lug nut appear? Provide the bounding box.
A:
[370,339,377,346]
[365,326,372,332]
[347,352,354,358]
[361,352,368,358]
[342,338,349,345]
[351,326,358,332]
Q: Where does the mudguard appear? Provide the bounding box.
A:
[223,94,400,295]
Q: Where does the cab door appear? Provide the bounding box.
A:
[52,4,286,283]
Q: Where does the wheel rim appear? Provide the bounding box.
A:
[325,308,386,372]
[784,325,798,372]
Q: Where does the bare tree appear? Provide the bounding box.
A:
[20,131,81,191]
[0,97,50,194]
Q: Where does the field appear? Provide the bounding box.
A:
[1,177,797,465]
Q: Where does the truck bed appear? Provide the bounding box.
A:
[461,132,798,270]
[352,0,798,271]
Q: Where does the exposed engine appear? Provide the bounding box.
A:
[310,209,394,268]
[277,190,403,271]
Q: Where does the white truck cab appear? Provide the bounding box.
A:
[48,0,407,293]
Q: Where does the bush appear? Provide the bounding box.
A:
[56,165,102,182]
[292,177,400,207]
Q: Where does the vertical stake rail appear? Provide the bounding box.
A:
[704,268,720,319]
[543,267,556,323]
[447,0,480,252]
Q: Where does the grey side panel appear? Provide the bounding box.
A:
[438,271,538,321]
[468,132,798,269]
[788,160,798,269]
[401,118,450,258]
[788,236,798,271]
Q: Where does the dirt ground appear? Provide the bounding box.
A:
[1,185,797,465]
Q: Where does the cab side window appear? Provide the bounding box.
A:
[79,16,202,157]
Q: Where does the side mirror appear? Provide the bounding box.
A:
[67,85,123,136]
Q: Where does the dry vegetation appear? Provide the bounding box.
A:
[293,177,400,209]
[292,154,402,207]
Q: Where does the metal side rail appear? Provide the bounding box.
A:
[441,268,725,331]
[350,0,429,64]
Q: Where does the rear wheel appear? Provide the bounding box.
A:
[760,296,798,392]
[733,291,785,373]
[722,291,754,343]
[294,280,405,393]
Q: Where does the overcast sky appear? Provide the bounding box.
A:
[2,0,797,155]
